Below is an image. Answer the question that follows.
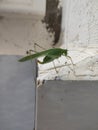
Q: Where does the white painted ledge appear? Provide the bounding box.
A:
[0,0,46,16]
[38,47,98,82]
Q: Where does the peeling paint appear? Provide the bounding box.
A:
[42,0,62,45]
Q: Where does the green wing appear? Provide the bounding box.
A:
[19,49,51,62]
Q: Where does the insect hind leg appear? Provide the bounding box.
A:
[66,56,76,76]
[52,61,59,74]
[34,43,61,74]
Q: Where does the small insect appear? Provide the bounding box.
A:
[19,43,73,74]
[19,48,68,64]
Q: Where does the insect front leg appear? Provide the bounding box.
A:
[34,43,46,51]
[26,43,43,55]
[26,49,37,55]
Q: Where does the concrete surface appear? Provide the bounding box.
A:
[0,55,37,130]
[0,0,45,15]
[37,80,98,130]
[38,0,98,81]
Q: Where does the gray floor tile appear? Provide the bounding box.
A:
[38,80,98,130]
[0,55,37,130]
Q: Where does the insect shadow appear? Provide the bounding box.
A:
[19,43,74,74]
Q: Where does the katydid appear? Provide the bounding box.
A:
[19,48,68,64]
[19,42,75,74]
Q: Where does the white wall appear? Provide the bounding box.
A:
[38,0,98,81]
[61,0,98,80]
[0,0,45,15]
[0,17,54,55]
[62,0,98,48]
[0,0,54,55]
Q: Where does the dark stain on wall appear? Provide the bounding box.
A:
[0,16,4,20]
[42,0,62,45]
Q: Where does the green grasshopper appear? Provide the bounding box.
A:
[19,48,68,64]
[19,43,74,74]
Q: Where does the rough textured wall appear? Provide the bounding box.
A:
[63,0,98,47]
[38,0,98,81]
[62,0,98,79]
